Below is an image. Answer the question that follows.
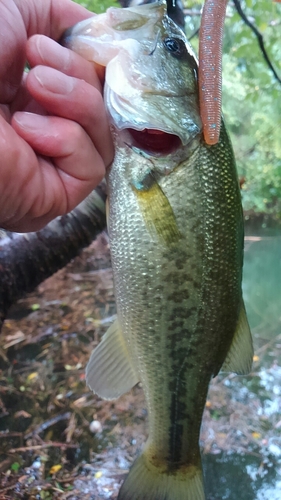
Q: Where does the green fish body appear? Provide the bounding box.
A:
[62,2,253,499]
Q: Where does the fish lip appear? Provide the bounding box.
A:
[106,88,179,137]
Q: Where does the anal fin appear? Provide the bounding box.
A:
[86,319,139,400]
[221,301,253,375]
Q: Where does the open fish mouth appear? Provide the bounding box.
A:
[106,87,191,156]
[127,128,181,155]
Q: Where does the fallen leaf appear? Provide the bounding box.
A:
[252,432,262,439]
[31,303,40,311]
[27,372,38,382]
[49,464,62,475]
[3,331,26,349]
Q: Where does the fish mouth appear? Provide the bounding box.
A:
[127,128,181,155]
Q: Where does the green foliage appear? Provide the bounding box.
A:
[11,462,20,472]
[73,0,281,217]
[74,0,119,14]
[185,0,281,218]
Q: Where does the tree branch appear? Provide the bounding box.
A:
[0,184,106,332]
[166,0,185,29]
[233,0,281,85]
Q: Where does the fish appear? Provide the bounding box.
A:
[61,2,253,499]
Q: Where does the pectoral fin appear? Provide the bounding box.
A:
[86,319,139,400]
[133,176,182,246]
[221,302,253,375]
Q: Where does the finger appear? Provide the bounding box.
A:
[50,0,93,40]
[0,115,38,226]
[8,112,105,230]
[12,112,105,181]
[9,72,47,116]
[0,104,11,122]
[13,0,92,39]
[0,1,26,102]
[26,35,103,91]
[26,65,114,167]
[0,0,92,103]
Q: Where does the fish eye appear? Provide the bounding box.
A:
[163,37,186,58]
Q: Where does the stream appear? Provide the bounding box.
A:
[203,229,281,499]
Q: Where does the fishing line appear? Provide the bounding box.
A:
[149,29,161,56]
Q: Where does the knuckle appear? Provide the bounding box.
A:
[66,120,86,149]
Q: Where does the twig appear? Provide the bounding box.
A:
[0,481,19,496]
[9,442,78,453]
[233,0,281,85]
[0,457,13,473]
[0,432,22,439]
[255,333,281,356]
[24,412,71,439]
[188,27,200,41]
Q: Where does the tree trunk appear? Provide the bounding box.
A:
[0,184,106,331]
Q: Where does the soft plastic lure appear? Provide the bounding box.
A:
[199,0,228,145]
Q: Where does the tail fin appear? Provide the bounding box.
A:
[118,451,205,500]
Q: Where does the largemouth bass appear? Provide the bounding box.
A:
[62,2,253,499]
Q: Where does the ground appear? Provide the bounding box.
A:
[0,234,280,499]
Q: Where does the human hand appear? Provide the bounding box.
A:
[0,0,114,232]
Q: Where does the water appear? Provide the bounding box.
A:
[243,233,281,345]
[203,451,281,500]
[203,228,281,499]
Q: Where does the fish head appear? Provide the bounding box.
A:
[62,0,202,156]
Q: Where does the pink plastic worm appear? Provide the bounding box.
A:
[199,0,228,145]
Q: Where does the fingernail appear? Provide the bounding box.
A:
[13,112,48,130]
[35,35,46,63]
[35,35,71,72]
[33,66,74,94]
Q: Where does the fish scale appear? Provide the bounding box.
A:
[62,2,253,498]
